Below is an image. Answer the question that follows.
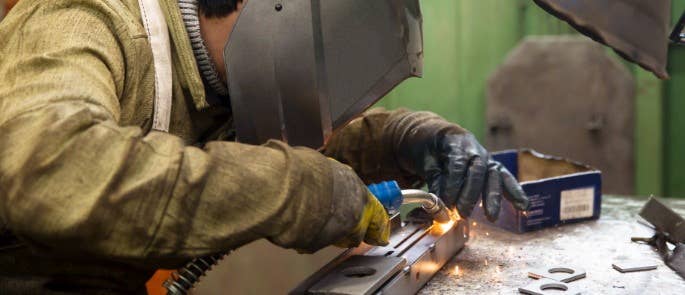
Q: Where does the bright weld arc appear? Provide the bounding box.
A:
[433,209,460,233]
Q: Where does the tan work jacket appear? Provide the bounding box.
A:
[0,0,422,293]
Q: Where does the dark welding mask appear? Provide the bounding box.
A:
[533,0,672,79]
[224,0,423,148]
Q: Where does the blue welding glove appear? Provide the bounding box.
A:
[389,111,529,221]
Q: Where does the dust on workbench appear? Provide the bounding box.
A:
[419,195,685,294]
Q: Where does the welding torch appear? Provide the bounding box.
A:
[368,181,453,224]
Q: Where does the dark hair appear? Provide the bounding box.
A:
[198,0,242,18]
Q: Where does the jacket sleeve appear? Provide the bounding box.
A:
[323,108,424,188]
[0,2,346,268]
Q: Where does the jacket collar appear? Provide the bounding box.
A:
[159,0,209,110]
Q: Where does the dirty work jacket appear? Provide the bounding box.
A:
[0,0,430,293]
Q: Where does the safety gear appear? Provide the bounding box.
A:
[224,0,424,148]
[334,192,391,249]
[387,112,529,220]
[533,0,671,79]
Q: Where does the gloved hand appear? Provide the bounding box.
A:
[334,191,391,248]
[291,159,390,253]
[390,112,529,221]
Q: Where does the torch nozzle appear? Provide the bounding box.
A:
[400,190,453,223]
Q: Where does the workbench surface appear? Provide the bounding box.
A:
[419,195,685,294]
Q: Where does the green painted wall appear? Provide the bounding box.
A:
[666,1,685,198]
[377,0,684,198]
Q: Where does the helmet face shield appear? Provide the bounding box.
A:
[224,0,423,148]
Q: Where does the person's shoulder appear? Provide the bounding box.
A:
[10,0,144,36]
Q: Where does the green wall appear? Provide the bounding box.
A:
[377,0,684,198]
[666,1,685,198]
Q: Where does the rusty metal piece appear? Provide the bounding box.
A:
[639,197,685,244]
[612,260,658,273]
[518,278,582,295]
[636,197,685,279]
[667,244,685,278]
[533,0,671,79]
[527,266,586,283]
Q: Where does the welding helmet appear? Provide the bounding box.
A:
[533,0,672,79]
[224,0,423,148]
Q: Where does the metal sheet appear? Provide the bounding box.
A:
[533,0,671,79]
[639,196,685,243]
[486,36,635,195]
[294,217,468,295]
[308,256,406,295]
[519,278,582,295]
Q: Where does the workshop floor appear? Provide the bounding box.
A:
[420,195,685,294]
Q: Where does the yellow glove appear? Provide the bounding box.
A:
[334,191,390,248]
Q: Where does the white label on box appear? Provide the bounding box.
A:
[559,187,595,220]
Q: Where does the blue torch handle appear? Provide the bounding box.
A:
[367,181,403,213]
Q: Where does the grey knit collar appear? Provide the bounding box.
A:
[178,0,230,96]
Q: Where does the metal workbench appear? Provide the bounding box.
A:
[419,195,685,294]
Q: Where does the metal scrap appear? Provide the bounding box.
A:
[612,260,658,273]
[527,266,586,283]
[634,197,685,279]
[518,278,581,295]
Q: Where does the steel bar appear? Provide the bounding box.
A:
[291,214,468,295]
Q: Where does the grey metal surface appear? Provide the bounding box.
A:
[527,266,586,283]
[533,0,671,79]
[486,36,635,195]
[612,260,659,273]
[418,195,685,294]
[224,0,423,148]
[639,197,685,243]
[295,215,468,295]
[518,278,582,295]
[308,256,406,295]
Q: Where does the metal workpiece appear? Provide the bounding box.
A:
[308,256,407,295]
[400,190,452,223]
[612,260,659,273]
[638,197,685,244]
[293,212,468,295]
[527,266,586,283]
[518,278,582,295]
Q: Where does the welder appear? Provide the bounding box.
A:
[0,0,529,293]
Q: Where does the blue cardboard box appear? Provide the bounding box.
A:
[472,149,602,233]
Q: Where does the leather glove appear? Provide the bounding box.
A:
[389,112,529,221]
[293,159,390,253]
[334,191,391,248]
